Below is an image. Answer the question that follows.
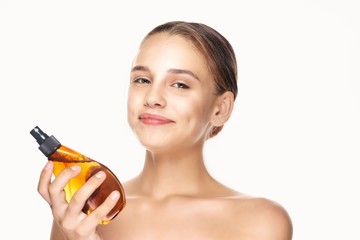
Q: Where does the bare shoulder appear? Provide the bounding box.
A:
[225,194,293,240]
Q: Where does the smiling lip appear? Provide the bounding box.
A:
[139,113,174,125]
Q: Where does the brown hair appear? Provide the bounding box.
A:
[143,21,238,137]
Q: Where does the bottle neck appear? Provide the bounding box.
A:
[39,135,61,157]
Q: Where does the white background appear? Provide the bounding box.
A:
[0,0,359,239]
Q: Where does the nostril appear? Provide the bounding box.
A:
[144,100,165,108]
[143,92,166,108]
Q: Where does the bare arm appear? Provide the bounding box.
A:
[50,220,66,240]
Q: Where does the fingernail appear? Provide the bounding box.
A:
[70,165,80,171]
[95,171,104,178]
[44,161,52,170]
[111,191,119,200]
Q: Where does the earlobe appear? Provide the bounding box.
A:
[211,91,234,127]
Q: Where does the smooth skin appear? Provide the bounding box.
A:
[38,32,293,240]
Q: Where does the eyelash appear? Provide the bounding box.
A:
[133,77,190,89]
[172,82,189,89]
[133,77,151,84]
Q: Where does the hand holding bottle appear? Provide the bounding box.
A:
[31,126,126,239]
[38,161,120,240]
[30,126,126,219]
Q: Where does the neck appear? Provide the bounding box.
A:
[135,148,214,199]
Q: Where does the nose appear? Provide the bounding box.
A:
[143,84,166,108]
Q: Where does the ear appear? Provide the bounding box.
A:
[210,91,234,127]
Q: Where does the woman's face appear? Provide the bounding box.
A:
[127,33,219,153]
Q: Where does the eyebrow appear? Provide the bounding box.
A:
[168,69,199,80]
[131,65,200,81]
[131,65,149,72]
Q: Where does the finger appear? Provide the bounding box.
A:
[49,165,81,211]
[83,190,120,230]
[66,170,107,217]
[37,161,54,203]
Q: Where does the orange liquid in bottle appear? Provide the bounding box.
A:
[30,126,126,224]
[50,145,126,224]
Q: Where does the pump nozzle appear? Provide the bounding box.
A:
[30,126,49,144]
[30,126,61,157]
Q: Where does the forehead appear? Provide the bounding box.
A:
[132,33,210,79]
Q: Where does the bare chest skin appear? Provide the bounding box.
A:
[97,195,253,240]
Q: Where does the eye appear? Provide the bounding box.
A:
[173,82,189,89]
[133,77,151,84]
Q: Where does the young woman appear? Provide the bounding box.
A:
[38,21,293,240]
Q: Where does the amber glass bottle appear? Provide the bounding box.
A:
[30,126,126,224]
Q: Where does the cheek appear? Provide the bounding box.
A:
[127,90,141,124]
[174,96,211,124]
[127,88,142,108]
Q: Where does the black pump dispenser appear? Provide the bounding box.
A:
[30,126,61,157]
